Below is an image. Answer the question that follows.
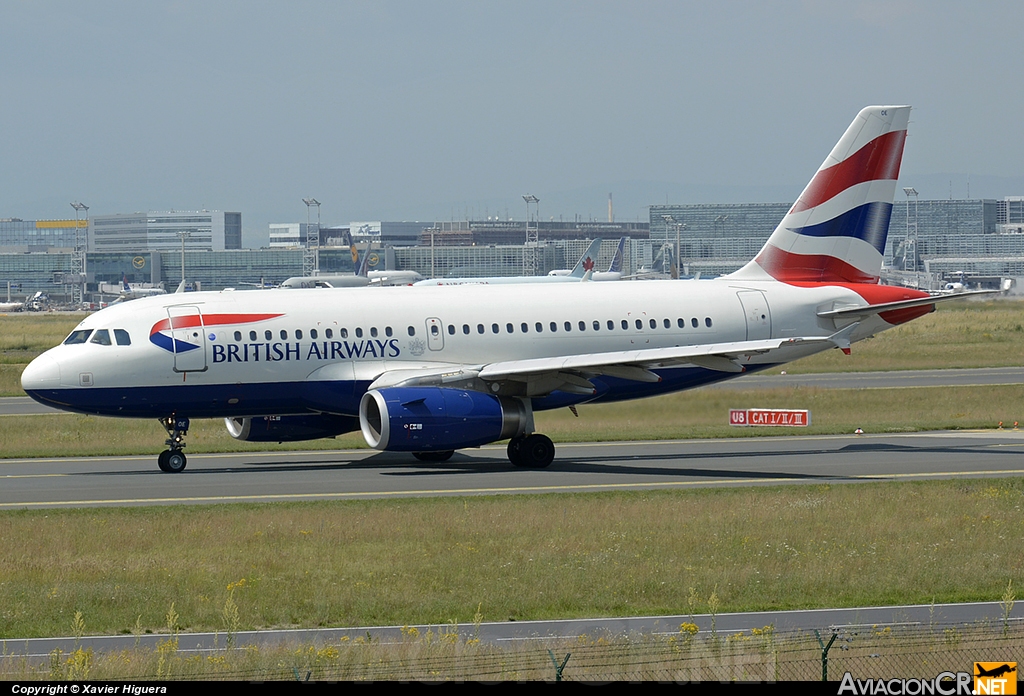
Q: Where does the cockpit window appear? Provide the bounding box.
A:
[90,329,112,346]
[114,329,131,346]
[64,330,93,345]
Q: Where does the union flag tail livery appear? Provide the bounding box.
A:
[26,104,985,474]
[734,106,910,284]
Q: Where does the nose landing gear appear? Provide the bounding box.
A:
[158,416,190,473]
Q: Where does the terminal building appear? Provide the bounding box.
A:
[90,210,242,252]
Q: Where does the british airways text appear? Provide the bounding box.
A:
[212,339,401,363]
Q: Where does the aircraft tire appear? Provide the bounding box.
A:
[507,437,525,467]
[158,450,171,472]
[164,451,187,473]
[413,450,454,462]
[518,434,555,469]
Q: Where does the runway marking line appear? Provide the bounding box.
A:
[5,468,1024,508]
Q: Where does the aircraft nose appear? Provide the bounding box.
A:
[21,353,61,391]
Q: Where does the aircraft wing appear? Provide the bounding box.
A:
[367,334,839,398]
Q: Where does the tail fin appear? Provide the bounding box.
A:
[122,274,131,292]
[732,106,910,284]
[606,237,626,273]
[355,244,373,277]
[569,238,603,278]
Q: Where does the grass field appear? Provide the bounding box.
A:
[0,479,1021,640]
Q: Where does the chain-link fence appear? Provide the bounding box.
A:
[7,620,1021,682]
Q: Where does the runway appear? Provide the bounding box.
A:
[3,429,1024,509]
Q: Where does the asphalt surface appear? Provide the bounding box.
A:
[2,430,1024,509]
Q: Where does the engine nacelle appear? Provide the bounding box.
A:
[359,387,528,451]
[225,414,360,443]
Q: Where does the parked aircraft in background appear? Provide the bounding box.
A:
[415,238,603,286]
[116,276,167,302]
[24,105,983,474]
[281,245,424,288]
[590,237,626,281]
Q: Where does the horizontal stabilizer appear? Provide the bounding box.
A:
[818,290,998,320]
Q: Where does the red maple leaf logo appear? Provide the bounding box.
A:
[582,257,595,272]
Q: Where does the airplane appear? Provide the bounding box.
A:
[589,237,626,281]
[280,245,424,288]
[22,105,986,474]
[414,238,603,286]
[117,275,167,301]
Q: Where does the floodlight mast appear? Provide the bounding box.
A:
[903,187,918,274]
[70,202,89,304]
[303,197,321,277]
[176,230,191,288]
[522,195,539,275]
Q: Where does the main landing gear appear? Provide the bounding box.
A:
[506,433,555,468]
[158,416,190,473]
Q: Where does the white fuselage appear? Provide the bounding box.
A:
[22,277,892,421]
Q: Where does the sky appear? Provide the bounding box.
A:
[2,0,1023,247]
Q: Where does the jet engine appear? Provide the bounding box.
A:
[225,414,360,443]
[359,387,528,452]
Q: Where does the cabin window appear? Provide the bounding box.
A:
[593,321,600,331]
[491,323,499,334]
[341,328,349,339]
[635,319,643,330]
[462,324,470,335]
[385,326,393,337]
[535,322,543,333]
[477,324,484,334]
[408,326,416,336]
[549,322,557,332]
[578,321,586,331]
[114,329,131,346]
[607,320,614,330]
[280,330,289,340]
[677,318,685,328]
[691,318,698,328]
[521,322,529,333]
[265,330,272,340]
[650,319,657,329]
[325,328,333,339]
[431,325,439,336]
[296,329,304,339]
[369,327,377,338]
[233,331,242,341]
[705,317,713,328]
[621,320,628,330]
[663,318,670,329]
[90,329,112,346]
[64,330,93,345]
[250,330,258,341]
[310,329,318,339]
[447,324,455,335]
[506,323,514,334]
[355,328,363,338]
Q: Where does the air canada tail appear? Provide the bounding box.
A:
[732,105,911,284]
